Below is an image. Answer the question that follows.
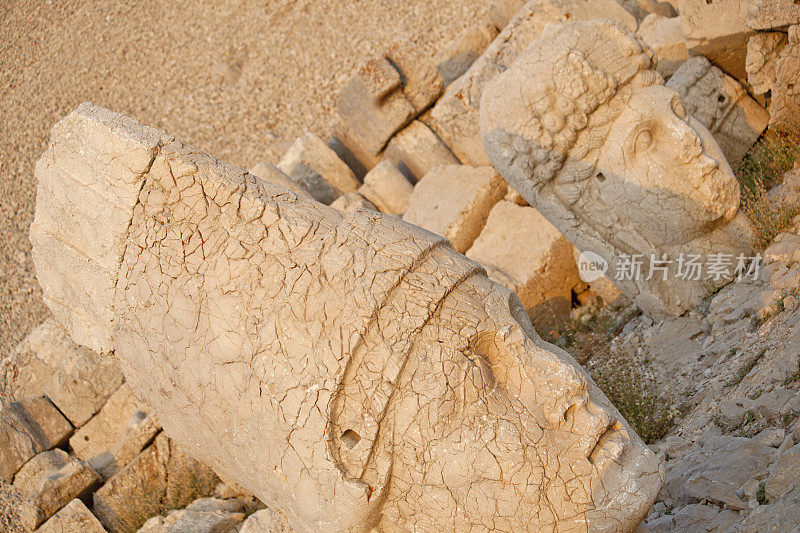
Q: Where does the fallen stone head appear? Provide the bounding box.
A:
[480,19,754,318]
[30,103,662,531]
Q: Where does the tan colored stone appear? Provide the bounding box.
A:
[34,104,663,531]
[29,459,101,527]
[428,0,636,166]
[673,0,754,79]
[771,25,800,134]
[19,397,72,450]
[12,449,69,494]
[93,434,218,533]
[746,32,788,94]
[436,24,499,86]
[488,0,525,30]
[403,165,506,253]
[328,192,377,214]
[34,499,106,533]
[238,508,291,533]
[358,161,414,216]
[1,481,39,532]
[1,401,54,483]
[248,161,309,198]
[637,14,689,77]
[137,504,245,533]
[481,19,753,317]
[384,40,443,112]
[638,0,677,18]
[667,56,770,163]
[747,0,800,30]
[466,200,581,332]
[382,120,459,183]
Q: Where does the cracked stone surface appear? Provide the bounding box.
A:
[31,103,662,531]
[480,19,753,318]
[746,32,788,95]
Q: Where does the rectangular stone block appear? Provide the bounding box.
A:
[382,120,459,183]
[637,14,689,77]
[0,402,50,483]
[358,161,414,216]
[248,161,310,198]
[770,25,800,134]
[436,24,499,86]
[747,0,800,30]
[34,498,107,533]
[28,460,101,527]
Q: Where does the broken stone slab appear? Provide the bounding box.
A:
[480,19,754,318]
[636,14,689,78]
[384,40,443,113]
[766,441,800,502]
[0,399,68,483]
[238,507,291,533]
[382,120,459,184]
[436,24,499,86]
[277,132,360,204]
[403,165,506,253]
[34,498,107,533]
[93,434,219,533]
[27,459,101,528]
[747,0,800,30]
[746,32,788,94]
[248,161,309,198]
[70,384,156,479]
[661,435,775,509]
[428,0,636,166]
[667,56,770,163]
[29,103,163,354]
[673,0,755,80]
[639,0,677,18]
[770,25,800,134]
[328,192,377,214]
[1,481,42,532]
[466,200,581,332]
[645,503,740,533]
[12,449,69,494]
[357,161,414,216]
[137,506,245,533]
[488,0,526,30]
[18,397,72,450]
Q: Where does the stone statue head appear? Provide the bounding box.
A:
[480,19,751,316]
[31,104,662,531]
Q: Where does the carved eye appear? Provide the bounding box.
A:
[634,129,653,153]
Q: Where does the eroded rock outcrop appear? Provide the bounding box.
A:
[480,19,754,318]
[30,103,662,531]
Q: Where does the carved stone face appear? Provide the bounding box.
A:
[594,85,740,246]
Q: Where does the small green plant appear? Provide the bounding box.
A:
[546,303,640,365]
[757,481,768,505]
[588,348,675,444]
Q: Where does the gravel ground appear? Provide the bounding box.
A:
[0,0,487,355]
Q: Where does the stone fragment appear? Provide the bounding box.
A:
[429,0,636,166]
[1,401,54,483]
[673,0,755,79]
[238,508,291,533]
[667,56,770,163]
[384,40,443,112]
[466,201,581,331]
[358,161,414,216]
[636,14,688,77]
[403,165,506,252]
[488,0,525,30]
[481,20,754,317]
[329,192,377,214]
[29,103,163,353]
[746,32,788,94]
[12,449,69,494]
[137,505,245,533]
[638,0,677,18]
[35,103,663,532]
[29,459,101,526]
[383,120,459,183]
[436,24,499,86]
[277,133,360,205]
[662,435,775,509]
[747,0,800,30]
[18,397,72,449]
[646,503,740,533]
[93,434,218,533]
[34,498,107,533]
[766,442,800,500]
[248,161,309,198]
[70,384,157,479]
[738,497,800,532]
[1,482,40,532]
[1,318,123,427]
[771,25,800,134]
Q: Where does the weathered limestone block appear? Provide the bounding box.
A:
[0,400,63,483]
[747,0,800,30]
[238,507,291,533]
[248,161,309,198]
[17,397,72,450]
[636,14,688,77]
[673,0,755,79]
[428,0,636,166]
[488,0,526,30]
[70,384,157,479]
[481,20,754,317]
[403,165,506,253]
[746,32,788,95]
[12,449,69,494]
[771,25,800,133]
[466,200,581,331]
[34,104,662,531]
[34,499,107,533]
[357,161,413,216]
[1,318,123,427]
[765,442,800,500]
[137,500,245,533]
[329,192,377,214]
[436,24,499,86]
[1,481,41,532]
[277,133,360,205]
[667,56,770,163]
[638,0,677,18]
[29,103,163,354]
[332,42,441,172]
[382,120,459,183]
[93,434,218,533]
[27,459,101,527]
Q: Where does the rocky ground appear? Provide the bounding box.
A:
[0,0,488,356]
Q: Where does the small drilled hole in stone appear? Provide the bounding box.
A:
[596,172,606,182]
[341,429,361,449]
[717,95,726,103]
